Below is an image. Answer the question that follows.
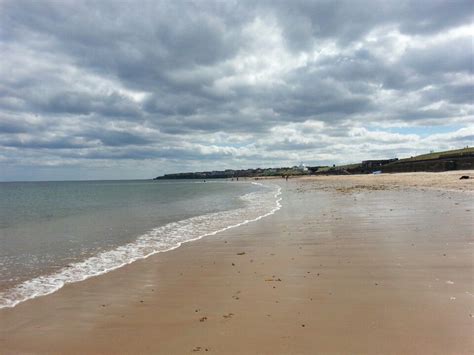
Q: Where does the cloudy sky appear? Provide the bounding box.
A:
[0,0,473,180]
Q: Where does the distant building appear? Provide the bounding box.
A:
[297,163,308,172]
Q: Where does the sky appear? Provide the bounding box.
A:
[0,0,473,181]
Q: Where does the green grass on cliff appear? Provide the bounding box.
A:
[396,147,474,163]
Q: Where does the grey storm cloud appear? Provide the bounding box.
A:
[0,0,473,180]
[265,0,473,46]
[76,129,151,147]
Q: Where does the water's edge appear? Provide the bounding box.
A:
[0,182,282,309]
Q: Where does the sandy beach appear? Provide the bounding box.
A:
[1,171,473,354]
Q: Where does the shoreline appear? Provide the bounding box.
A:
[1,171,473,354]
[0,182,282,309]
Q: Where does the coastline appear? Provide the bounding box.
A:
[0,181,281,309]
[1,171,473,354]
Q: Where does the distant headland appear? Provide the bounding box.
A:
[154,147,474,180]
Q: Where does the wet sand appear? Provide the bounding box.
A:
[1,171,473,354]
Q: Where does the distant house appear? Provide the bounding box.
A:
[296,163,308,172]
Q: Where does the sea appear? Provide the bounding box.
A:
[0,179,281,308]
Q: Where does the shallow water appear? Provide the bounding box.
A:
[0,179,281,308]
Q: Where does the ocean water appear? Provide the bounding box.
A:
[0,179,281,308]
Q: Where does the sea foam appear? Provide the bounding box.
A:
[0,182,282,308]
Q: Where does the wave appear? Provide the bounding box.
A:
[0,182,282,309]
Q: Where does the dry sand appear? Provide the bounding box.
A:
[1,171,473,354]
[300,170,474,193]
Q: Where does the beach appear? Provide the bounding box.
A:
[1,171,473,354]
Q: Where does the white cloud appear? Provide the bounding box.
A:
[0,0,472,180]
